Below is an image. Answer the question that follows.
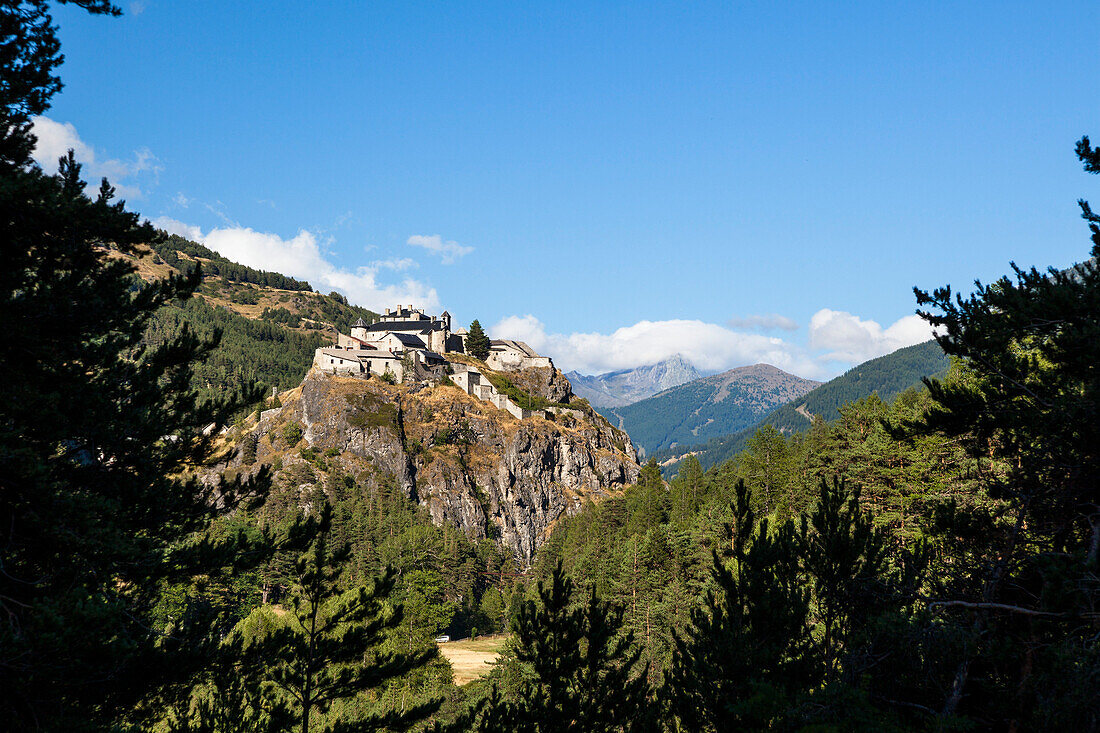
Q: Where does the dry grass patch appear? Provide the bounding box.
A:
[437,634,508,686]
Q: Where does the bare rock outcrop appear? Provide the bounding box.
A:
[224,369,639,563]
[506,366,575,405]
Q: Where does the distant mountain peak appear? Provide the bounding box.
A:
[566,356,703,408]
[598,363,821,453]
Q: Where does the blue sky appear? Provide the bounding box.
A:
[36,1,1100,377]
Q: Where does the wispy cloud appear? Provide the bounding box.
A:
[31,115,160,199]
[152,217,439,311]
[371,257,419,271]
[727,313,799,331]
[407,234,474,264]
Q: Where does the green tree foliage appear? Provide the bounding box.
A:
[476,562,650,732]
[886,139,1100,725]
[664,480,811,729]
[233,504,440,733]
[466,320,490,360]
[146,296,328,409]
[166,631,295,733]
[665,479,928,730]
[0,3,267,727]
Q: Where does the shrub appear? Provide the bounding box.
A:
[282,422,303,447]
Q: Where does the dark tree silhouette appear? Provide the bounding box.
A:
[0,3,268,728]
[476,562,650,732]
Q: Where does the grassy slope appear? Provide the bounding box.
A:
[436,635,509,686]
[116,238,379,411]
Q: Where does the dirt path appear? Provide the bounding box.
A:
[438,635,508,685]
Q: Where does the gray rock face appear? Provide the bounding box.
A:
[566,354,702,408]
[233,370,639,563]
[506,366,574,404]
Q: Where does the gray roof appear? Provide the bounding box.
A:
[365,320,444,333]
[388,333,427,348]
[352,317,367,328]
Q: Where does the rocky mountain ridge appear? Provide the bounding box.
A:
[600,363,821,453]
[565,354,703,407]
[654,339,950,471]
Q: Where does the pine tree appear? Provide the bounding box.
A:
[0,4,269,727]
[166,633,295,733]
[466,320,491,361]
[896,137,1100,725]
[479,562,650,732]
[236,504,440,733]
[664,480,812,730]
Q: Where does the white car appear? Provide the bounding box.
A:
[434,635,450,643]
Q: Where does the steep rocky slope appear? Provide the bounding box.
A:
[216,369,639,563]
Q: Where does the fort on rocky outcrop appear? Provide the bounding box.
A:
[222,304,641,563]
[312,304,569,420]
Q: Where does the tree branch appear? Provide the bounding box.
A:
[928,600,1098,619]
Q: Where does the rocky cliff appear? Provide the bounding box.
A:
[218,368,639,563]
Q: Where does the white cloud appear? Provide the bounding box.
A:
[727,313,799,331]
[30,116,159,198]
[150,217,439,312]
[492,309,935,379]
[407,234,474,264]
[153,216,204,241]
[492,315,823,378]
[809,309,933,363]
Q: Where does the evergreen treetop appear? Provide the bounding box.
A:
[467,320,491,361]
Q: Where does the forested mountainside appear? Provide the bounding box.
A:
[534,382,985,685]
[653,339,951,471]
[599,363,820,453]
[115,236,379,408]
[566,355,702,407]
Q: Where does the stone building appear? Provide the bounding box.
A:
[313,346,404,380]
[352,306,466,354]
[486,339,552,370]
[314,306,562,420]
